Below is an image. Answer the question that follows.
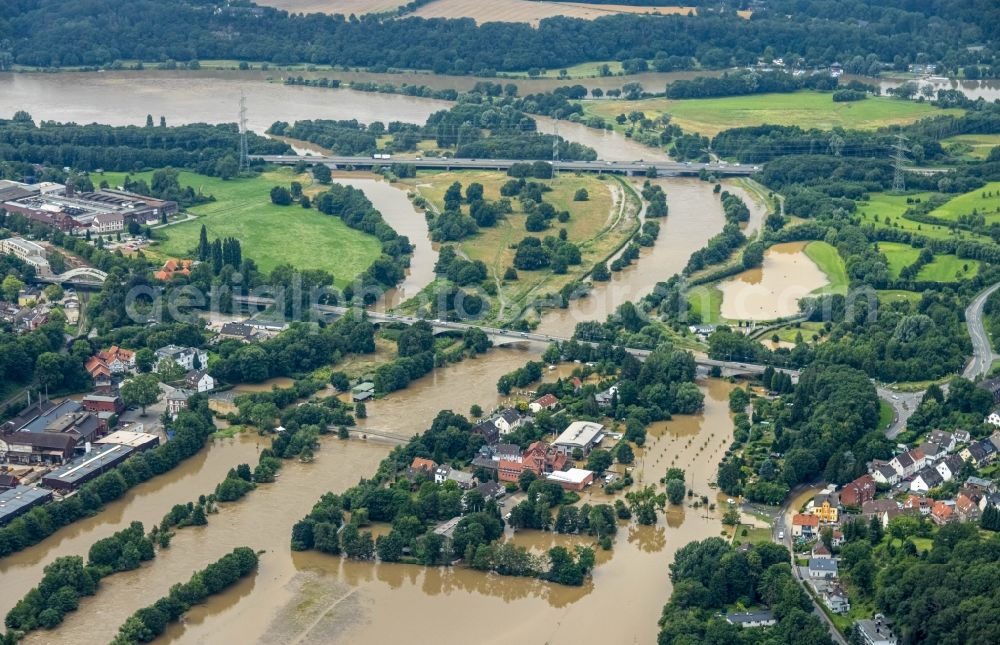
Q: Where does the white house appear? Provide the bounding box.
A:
[154,345,208,372]
[725,612,776,628]
[493,409,525,436]
[910,467,943,494]
[871,463,899,486]
[808,558,839,579]
[185,369,215,393]
[986,413,1000,428]
[935,454,965,482]
[928,430,957,452]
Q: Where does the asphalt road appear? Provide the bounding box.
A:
[962,281,1000,380]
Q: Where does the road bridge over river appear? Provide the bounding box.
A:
[253,154,759,177]
[233,294,795,379]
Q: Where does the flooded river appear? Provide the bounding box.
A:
[0,71,755,644]
[16,364,734,645]
[718,241,828,321]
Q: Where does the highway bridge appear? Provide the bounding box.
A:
[233,294,797,379]
[252,154,759,177]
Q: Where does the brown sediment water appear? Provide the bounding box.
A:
[17,377,733,645]
[537,177,739,337]
[718,241,828,321]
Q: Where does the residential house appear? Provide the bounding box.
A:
[154,345,208,372]
[552,421,604,456]
[165,388,193,418]
[808,558,838,579]
[918,441,944,463]
[964,476,996,493]
[498,441,568,483]
[594,385,619,408]
[987,413,1000,428]
[862,499,899,517]
[840,474,877,507]
[830,530,845,548]
[154,259,193,281]
[407,457,438,480]
[955,493,981,522]
[809,493,839,523]
[473,481,504,503]
[218,322,257,342]
[434,466,475,489]
[953,430,971,444]
[990,431,1000,452]
[725,612,776,628]
[91,346,135,375]
[928,430,956,452]
[978,376,1000,402]
[811,542,831,559]
[960,440,997,467]
[471,419,500,445]
[185,370,215,393]
[931,500,956,525]
[871,462,900,486]
[890,450,923,478]
[16,286,41,307]
[529,393,559,413]
[979,492,1000,512]
[791,513,820,538]
[935,454,965,483]
[16,306,48,331]
[570,377,583,393]
[903,495,933,516]
[84,356,112,381]
[493,408,526,436]
[856,616,898,645]
[811,579,850,614]
[910,466,944,494]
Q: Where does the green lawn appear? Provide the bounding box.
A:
[98,169,382,286]
[857,191,994,243]
[581,91,961,137]
[803,241,848,295]
[878,400,894,431]
[688,284,723,324]
[878,242,980,282]
[942,134,1000,160]
[877,289,921,305]
[929,181,1000,224]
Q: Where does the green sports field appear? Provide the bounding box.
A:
[581,91,961,137]
[97,169,382,285]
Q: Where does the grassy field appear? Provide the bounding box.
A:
[687,284,723,325]
[581,91,961,137]
[942,134,1000,160]
[400,170,634,321]
[877,289,922,305]
[766,321,827,345]
[878,400,894,430]
[878,241,980,282]
[98,169,382,285]
[803,241,848,295]
[857,192,991,243]
[928,181,1000,224]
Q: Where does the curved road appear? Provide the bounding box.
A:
[963,281,1000,379]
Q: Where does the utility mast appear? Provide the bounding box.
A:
[891,133,909,193]
[238,92,249,173]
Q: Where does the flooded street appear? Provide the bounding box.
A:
[718,241,828,321]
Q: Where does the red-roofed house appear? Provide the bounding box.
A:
[840,474,876,507]
[408,457,438,479]
[92,346,135,375]
[529,393,559,413]
[931,500,955,525]
[792,513,820,538]
[956,494,981,522]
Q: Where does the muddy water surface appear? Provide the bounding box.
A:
[718,241,828,321]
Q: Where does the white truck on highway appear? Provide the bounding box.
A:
[372,153,392,160]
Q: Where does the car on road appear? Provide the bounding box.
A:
[778,531,784,540]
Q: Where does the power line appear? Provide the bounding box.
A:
[238,92,249,173]
[892,133,909,193]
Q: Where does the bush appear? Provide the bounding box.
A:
[573,188,589,201]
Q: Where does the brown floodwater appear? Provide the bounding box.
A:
[15,372,733,645]
[538,177,766,337]
[0,71,659,161]
[718,241,828,321]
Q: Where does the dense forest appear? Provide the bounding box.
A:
[0,1,994,76]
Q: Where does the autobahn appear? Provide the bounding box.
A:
[252,154,759,177]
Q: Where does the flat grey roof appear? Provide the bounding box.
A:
[0,486,53,523]
[42,444,135,486]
